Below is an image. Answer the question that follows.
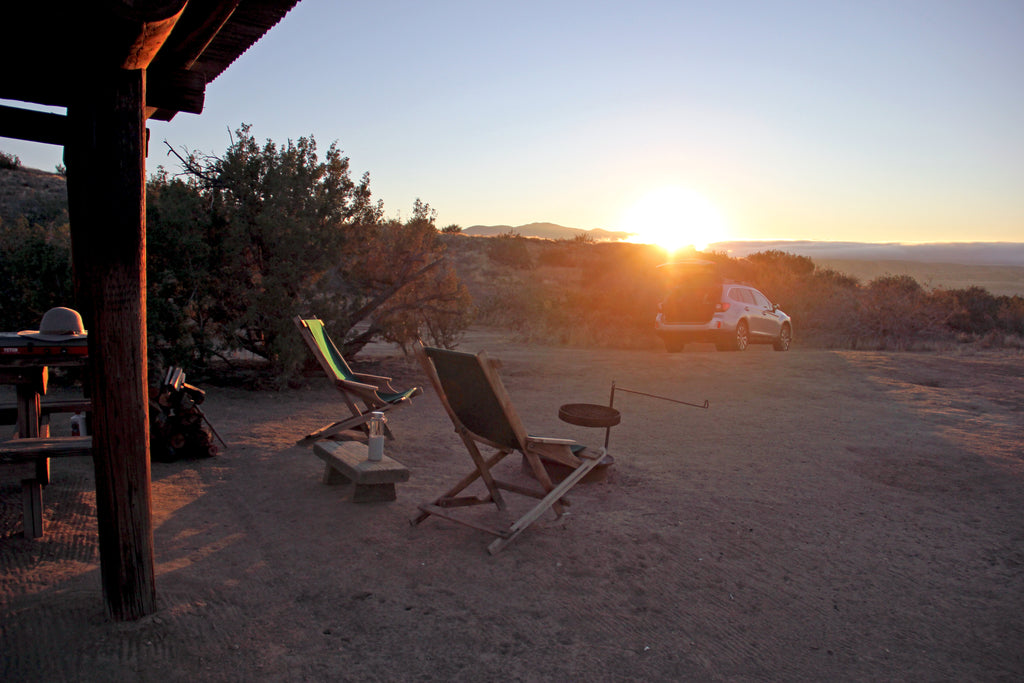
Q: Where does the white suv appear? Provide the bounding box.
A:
[654,261,793,352]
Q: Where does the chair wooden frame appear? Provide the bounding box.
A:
[294,316,421,444]
[413,342,606,554]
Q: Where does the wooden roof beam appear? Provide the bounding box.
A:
[151,0,243,70]
[147,68,207,117]
[0,104,67,147]
[119,11,189,69]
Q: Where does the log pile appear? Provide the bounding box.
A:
[150,367,218,462]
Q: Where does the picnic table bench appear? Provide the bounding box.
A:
[0,436,93,537]
[312,440,409,503]
[0,398,92,429]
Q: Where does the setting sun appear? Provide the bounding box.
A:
[621,187,729,253]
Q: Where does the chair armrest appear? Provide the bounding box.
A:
[525,438,581,468]
[337,378,384,395]
[351,372,396,392]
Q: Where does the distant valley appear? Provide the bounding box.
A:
[710,239,1024,268]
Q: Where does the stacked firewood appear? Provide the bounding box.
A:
[150,367,219,462]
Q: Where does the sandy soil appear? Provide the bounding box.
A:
[2,330,1023,681]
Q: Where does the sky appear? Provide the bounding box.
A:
[3,0,1023,247]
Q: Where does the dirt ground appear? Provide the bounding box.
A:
[2,329,1023,681]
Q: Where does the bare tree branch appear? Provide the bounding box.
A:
[347,257,445,326]
[162,141,222,188]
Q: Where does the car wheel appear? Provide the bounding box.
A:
[735,321,749,351]
[720,320,749,351]
[773,324,792,351]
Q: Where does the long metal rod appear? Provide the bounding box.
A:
[605,381,709,449]
[197,407,227,449]
[612,384,709,410]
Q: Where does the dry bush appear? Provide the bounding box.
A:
[997,296,1024,336]
[470,239,665,348]
[786,269,862,348]
[486,230,533,269]
[0,151,21,170]
[850,275,950,350]
[446,235,1019,352]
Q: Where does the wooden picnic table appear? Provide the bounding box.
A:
[0,342,91,538]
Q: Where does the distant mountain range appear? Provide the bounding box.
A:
[462,223,1024,267]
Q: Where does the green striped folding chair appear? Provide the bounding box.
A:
[294,316,421,444]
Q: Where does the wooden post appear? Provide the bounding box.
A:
[65,68,156,621]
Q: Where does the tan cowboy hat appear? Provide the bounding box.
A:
[18,307,87,342]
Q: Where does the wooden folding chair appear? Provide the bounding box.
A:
[294,316,421,444]
[413,342,607,554]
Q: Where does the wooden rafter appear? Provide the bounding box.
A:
[0,0,300,135]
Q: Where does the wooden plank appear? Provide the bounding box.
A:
[0,399,92,425]
[0,436,94,463]
[417,504,510,538]
[312,440,409,485]
[151,0,242,70]
[146,67,206,114]
[487,453,605,555]
[40,399,91,415]
[17,381,42,439]
[0,104,68,146]
[21,480,44,539]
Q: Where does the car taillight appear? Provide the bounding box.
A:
[716,302,730,312]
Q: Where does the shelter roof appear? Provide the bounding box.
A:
[1,0,300,142]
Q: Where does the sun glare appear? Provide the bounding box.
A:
[621,187,729,254]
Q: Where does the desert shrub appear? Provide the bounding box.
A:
[147,172,212,362]
[939,286,1001,334]
[746,249,815,284]
[460,239,1022,353]
[148,125,471,379]
[510,241,664,348]
[0,151,21,170]
[536,238,596,268]
[0,217,73,330]
[475,275,548,328]
[745,252,814,310]
[784,267,861,347]
[336,207,473,355]
[996,296,1024,336]
[487,230,533,269]
[853,275,949,349]
[562,266,660,347]
[440,223,462,234]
